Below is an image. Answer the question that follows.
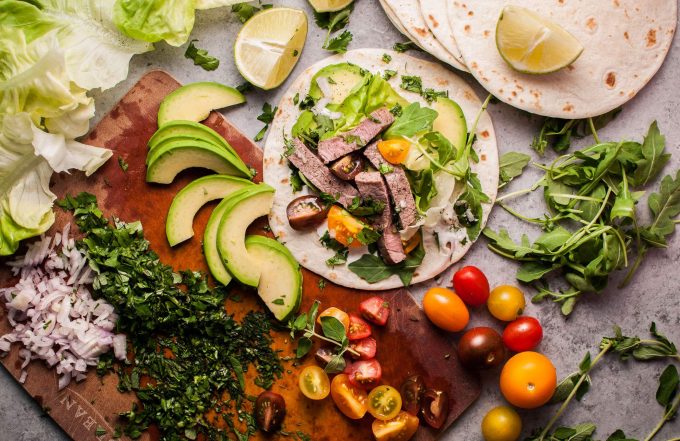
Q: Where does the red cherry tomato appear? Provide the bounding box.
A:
[345,359,382,389]
[350,337,377,360]
[348,314,372,340]
[359,296,390,326]
[502,317,543,352]
[452,266,490,307]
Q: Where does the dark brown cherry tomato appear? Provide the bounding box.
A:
[254,391,286,433]
[421,389,449,429]
[315,346,335,367]
[457,327,505,370]
[400,375,425,416]
[330,153,365,180]
[348,313,372,341]
[502,316,543,352]
[349,337,377,360]
[345,359,382,389]
[452,266,490,307]
[359,296,390,326]
[286,195,329,230]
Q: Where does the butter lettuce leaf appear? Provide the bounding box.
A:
[113,0,196,47]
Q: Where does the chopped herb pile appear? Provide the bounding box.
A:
[58,193,283,440]
[184,40,219,71]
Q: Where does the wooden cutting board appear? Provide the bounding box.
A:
[0,71,481,441]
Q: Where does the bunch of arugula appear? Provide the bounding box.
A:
[487,120,680,315]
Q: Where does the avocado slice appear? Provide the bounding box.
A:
[204,197,235,285]
[308,62,370,104]
[146,139,252,183]
[434,97,468,153]
[166,175,254,247]
[148,120,236,156]
[245,235,302,321]
[216,185,275,287]
[158,82,245,127]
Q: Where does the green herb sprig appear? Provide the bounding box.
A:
[184,40,219,71]
[255,102,277,142]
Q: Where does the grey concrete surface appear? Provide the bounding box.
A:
[1,1,679,440]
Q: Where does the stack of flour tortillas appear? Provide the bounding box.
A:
[380,0,677,118]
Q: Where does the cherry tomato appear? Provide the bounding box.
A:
[378,139,411,164]
[402,230,421,255]
[298,366,330,400]
[372,411,420,441]
[327,205,369,248]
[318,307,350,333]
[254,391,286,433]
[421,389,449,429]
[487,285,526,321]
[345,359,382,389]
[348,313,372,340]
[359,296,390,326]
[500,351,556,409]
[422,287,469,332]
[400,375,425,415]
[350,337,377,360]
[503,317,543,352]
[330,373,368,419]
[481,406,522,441]
[457,327,505,370]
[452,266,490,307]
[368,385,403,420]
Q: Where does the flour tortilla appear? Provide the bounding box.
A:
[263,49,498,290]
[380,0,468,72]
[418,0,467,69]
[447,0,677,118]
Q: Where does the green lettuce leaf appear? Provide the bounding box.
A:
[195,0,243,9]
[113,0,196,47]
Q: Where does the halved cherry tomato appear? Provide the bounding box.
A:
[422,287,469,332]
[481,406,522,441]
[350,337,377,360]
[327,205,367,248]
[500,352,556,409]
[359,296,390,326]
[330,373,368,419]
[372,411,419,441]
[317,307,350,334]
[452,266,490,307]
[421,389,449,429]
[348,313,372,340]
[503,316,543,352]
[368,385,403,420]
[400,375,425,415]
[488,285,526,322]
[402,231,421,255]
[298,366,330,400]
[345,359,382,389]
[378,139,411,165]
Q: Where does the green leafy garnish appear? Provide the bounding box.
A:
[117,156,128,172]
[382,53,392,63]
[383,69,397,81]
[348,242,425,286]
[393,41,416,53]
[184,40,219,71]
[347,197,386,216]
[255,102,277,142]
[498,151,531,189]
[400,75,422,94]
[319,231,348,267]
[384,102,438,139]
[231,3,262,23]
[323,30,353,54]
[315,4,354,54]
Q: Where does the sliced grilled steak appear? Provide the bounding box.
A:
[355,171,406,265]
[288,138,359,208]
[317,107,395,164]
[363,142,417,229]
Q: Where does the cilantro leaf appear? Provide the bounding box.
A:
[323,30,352,53]
[255,102,277,142]
[184,40,219,71]
[231,3,260,23]
[393,41,416,53]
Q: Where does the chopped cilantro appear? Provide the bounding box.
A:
[255,102,277,142]
[400,75,423,94]
[323,30,353,54]
[393,41,416,53]
[382,53,392,63]
[184,40,219,71]
[383,69,397,81]
[117,156,128,172]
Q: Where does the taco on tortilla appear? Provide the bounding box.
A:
[263,49,498,290]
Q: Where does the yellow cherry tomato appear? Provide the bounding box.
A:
[298,365,331,400]
[487,285,526,321]
[372,411,420,441]
[423,287,469,332]
[327,205,367,248]
[481,406,522,441]
[402,231,421,255]
[367,385,403,420]
[330,373,368,419]
[378,139,411,164]
[317,307,350,333]
[500,352,557,409]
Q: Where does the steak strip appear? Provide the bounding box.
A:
[354,172,406,265]
[288,138,359,208]
[317,107,395,164]
[363,142,417,229]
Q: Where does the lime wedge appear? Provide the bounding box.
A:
[308,0,353,13]
[495,5,583,74]
[234,8,308,90]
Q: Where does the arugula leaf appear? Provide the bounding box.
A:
[640,170,680,247]
[629,121,669,187]
[393,41,416,53]
[348,242,425,286]
[383,102,438,139]
[420,131,455,166]
[454,173,490,241]
[184,40,219,71]
[323,30,352,53]
[498,151,531,188]
[656,364,679,410]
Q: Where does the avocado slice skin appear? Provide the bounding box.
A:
[158,82,245,127]
[216,185,275,287]
[148,120,237,156]
[245,235,302,322]
[166,175,255,247]
[433,97,468,153]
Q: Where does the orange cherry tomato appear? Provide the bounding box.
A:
[377,139,411,164]
[488,285,526,322]
[331,373,368,419]
[317,307,350,333]
[327,205,367,248]
[298,366,330,400]
[422,287,469,332]
[372,410,420,441]
[500,351,557,409]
